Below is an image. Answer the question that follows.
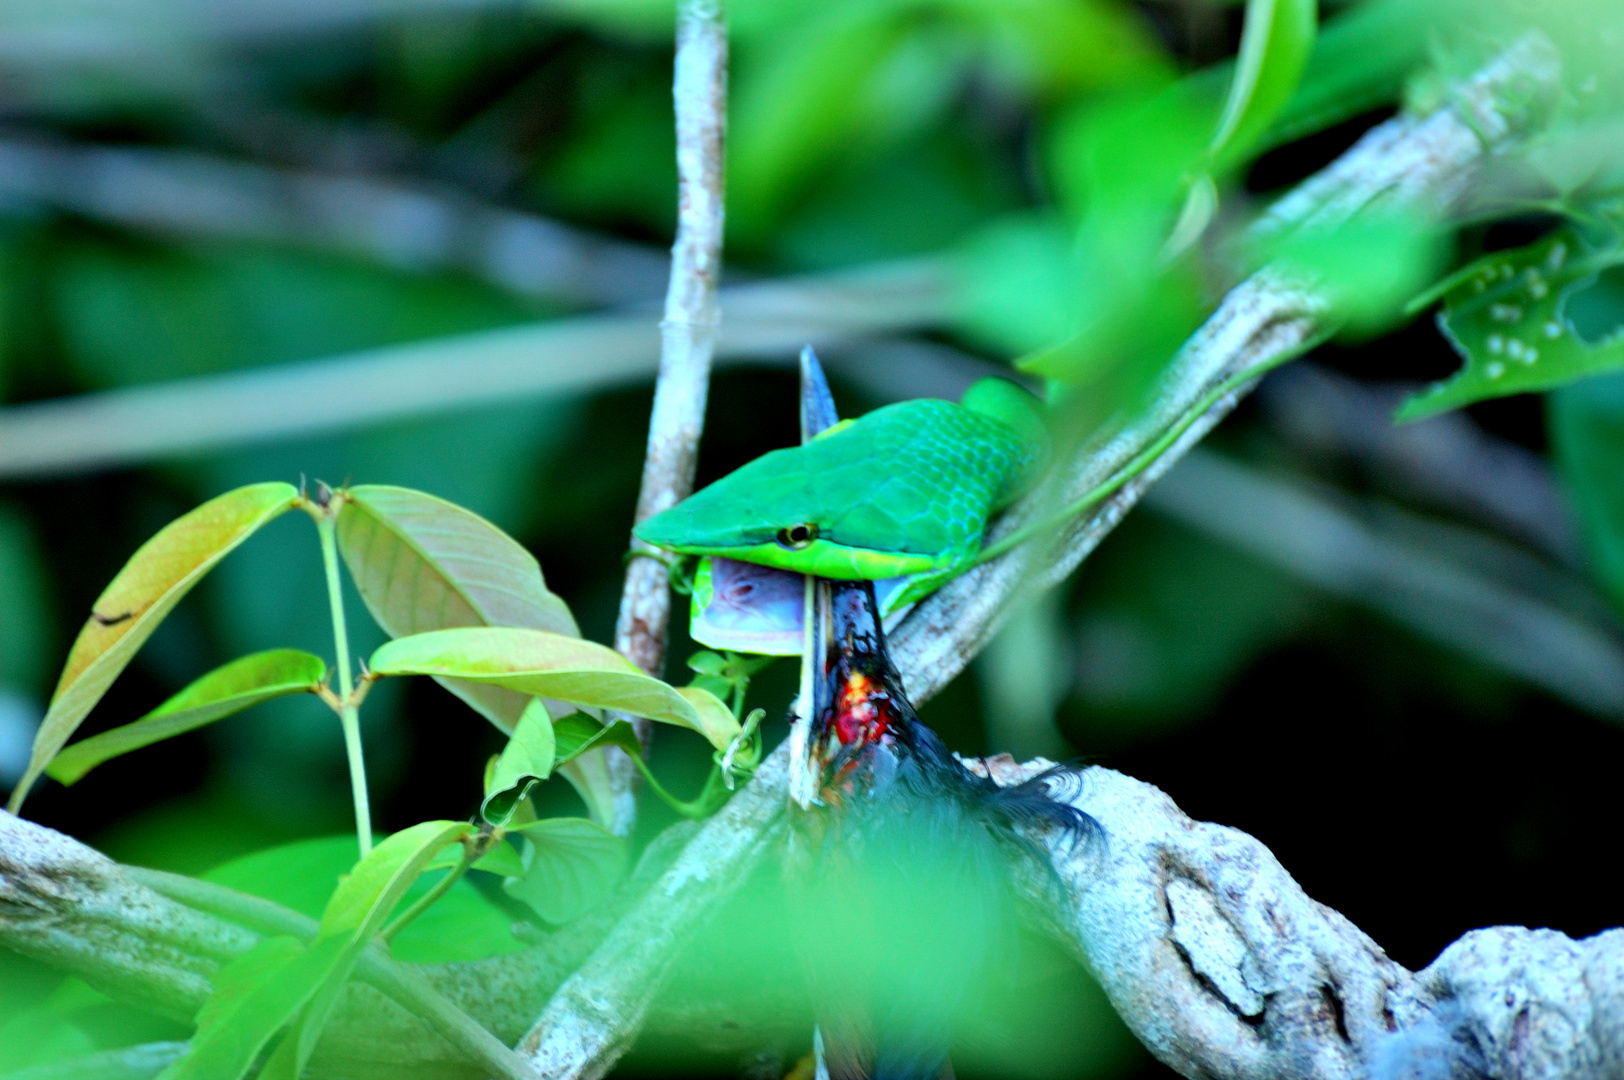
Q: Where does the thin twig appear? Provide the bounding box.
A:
[0,138,670,308]
[0,257,946,481]
[604,0,729,835]
[506,36,1564,1079]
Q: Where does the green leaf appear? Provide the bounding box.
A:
[318,821,472,939]
[46,650,324,786]
[192,937,307,1037]
[8,483,300,814]
[480,699,556,826]
[426,839,527,879]
[205,835,526,963]
[503,818,626,925]
[165,823,470,1080]
[155,935,345,1080]
[1398,231,1624,421]
[264,821,472,1080]
[552,713,643,767]
[369,628,741,749]
[1209,0,1317,167]
[336,484,579,733]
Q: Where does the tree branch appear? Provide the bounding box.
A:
[969,755,1624,1080]
[0,137,671,308]
[1,31,1598,1080]
[509,34,1567,1079]
[605,0,730,834]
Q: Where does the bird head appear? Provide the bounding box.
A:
[789,578,920,809]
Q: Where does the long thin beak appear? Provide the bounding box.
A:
[791,346,841,807]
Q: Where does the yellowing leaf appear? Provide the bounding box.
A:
[47,650,324,786]
[337,484,578,733]
[369,628,741,749]
[9,482,299,814]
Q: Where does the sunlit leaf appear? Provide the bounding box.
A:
[481,698,556,826]
[369,628,741,749]
[336,484,578,733]
[1209,0,1317,168]
[8,482,300,814]
[503,818,626,925]
[1398,230,1624,420]
[46,650,324,786]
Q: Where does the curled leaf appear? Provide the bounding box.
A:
[480,699,556,826]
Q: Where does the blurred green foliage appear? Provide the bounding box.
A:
[3,0,1624,1076]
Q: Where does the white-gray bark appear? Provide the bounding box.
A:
[604,0,730,833]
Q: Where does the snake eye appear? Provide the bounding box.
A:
[776,523,818,550]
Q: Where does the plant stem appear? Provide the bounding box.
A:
[314,498,372,856]
[604,0,730,836]
[381,847,476,942]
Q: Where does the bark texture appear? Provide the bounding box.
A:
[605,0,730,833]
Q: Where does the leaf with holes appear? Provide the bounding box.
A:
[337,485,578,733]
[369,628,740,749]
[47,650,324,786]
[1399,230,1624,421]
[504,818,626,925]
[9,482,300,814]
